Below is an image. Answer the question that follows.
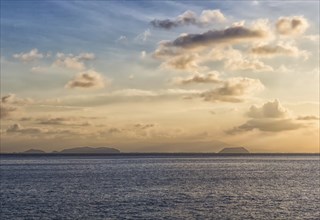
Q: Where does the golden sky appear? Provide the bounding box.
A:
[1,1,319,153]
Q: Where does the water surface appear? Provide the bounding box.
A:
[1,155,319,219]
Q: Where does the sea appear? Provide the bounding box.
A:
[0,154,319,219]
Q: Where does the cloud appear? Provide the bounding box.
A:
[152,41,182,59]
[116,35,127,43]
[30,66,50,74]
[134,123,155,129]
[150,9,226,29]
[65,70,107,89]
[247,99,289,118]
[250,42,309,59]
[297,115,319,120]
[54,52,95,70]
[152,23,273,73]
[302,35,319,42]
[6,123,44,134]
[150,10,197,29]
[227,100,306,134]
[225,58,274,72]
[172,71,221,85]
[0,94,33,119]
[198,10,226,24]
[37,117,92,126]
[141,51,147,59]
[0,104,18,119]
[208,46,242,61]
[135,29,151,42]
[1,94,33,105]
[13,48,44,62]
[111,89,157,97]
[200,77,264,102]
[108,127,122,134]
[169,26,270,49]
[276,16,309,36]
[163,53,201,71]
[1,94,16,103]
[227,118,303,133]
[207,46,275,72]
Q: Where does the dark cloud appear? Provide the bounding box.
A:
[151,19,182,30]
[169,26,269,49]
[150,10,225,29]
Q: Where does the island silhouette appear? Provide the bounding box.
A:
[22,146,120,154]
[23,149,46,154]
[218,147,249,154]
[20,146,251,154]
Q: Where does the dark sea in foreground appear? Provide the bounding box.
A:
[1,154,319,219]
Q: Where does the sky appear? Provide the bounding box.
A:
[0,0,319,153]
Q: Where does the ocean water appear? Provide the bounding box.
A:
[0,155,319,219]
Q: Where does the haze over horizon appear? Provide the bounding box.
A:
[1,0,319,153]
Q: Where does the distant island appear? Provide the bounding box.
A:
[218,147,250,154]
[21,147,121,154]
[23,149,46,154]
[59,146,120,154]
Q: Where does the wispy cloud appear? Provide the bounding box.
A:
[13,48,44,62]
[54,52,95,70]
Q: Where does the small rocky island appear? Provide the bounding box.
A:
[218,147,249,154]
